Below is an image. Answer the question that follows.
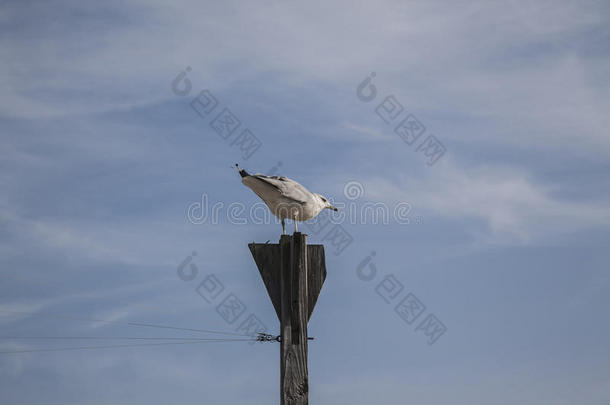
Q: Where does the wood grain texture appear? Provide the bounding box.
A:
[248,243,282,319]
[281,233,308,404]
[306,245,326,320]
[249,232,327,405]
[249,242,326,322]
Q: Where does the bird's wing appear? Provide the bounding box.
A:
[250,174,311,204]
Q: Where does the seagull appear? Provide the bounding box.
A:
[236,163,338,234]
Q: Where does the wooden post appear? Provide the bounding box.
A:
[249,232,326,405]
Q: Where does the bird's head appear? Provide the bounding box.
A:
[315,193,338,211]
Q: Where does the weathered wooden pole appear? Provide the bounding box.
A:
[249,232,326,405]
[280,232,308,404]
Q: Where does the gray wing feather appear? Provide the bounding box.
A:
[251,174,311,204]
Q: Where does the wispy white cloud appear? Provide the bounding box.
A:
[358,158,610,242]
[2,0,608,156]
[1,2,609,403]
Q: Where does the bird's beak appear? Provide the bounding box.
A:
[330,206,338,212]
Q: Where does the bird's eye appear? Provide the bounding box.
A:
[321,197,327,202]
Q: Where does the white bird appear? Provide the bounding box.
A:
[236,163,338,234]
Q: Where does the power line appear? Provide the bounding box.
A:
[125,321,249,337]
[0,339,256,355]
[0,309,251,337]
[0,336,252,341]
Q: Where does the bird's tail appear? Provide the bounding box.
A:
[235,163,250,178]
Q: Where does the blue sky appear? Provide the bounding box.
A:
[1,0,609,404]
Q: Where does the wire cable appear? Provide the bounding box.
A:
[0,339,256,355]
[0,336,253,341]
[0,309,251,337]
